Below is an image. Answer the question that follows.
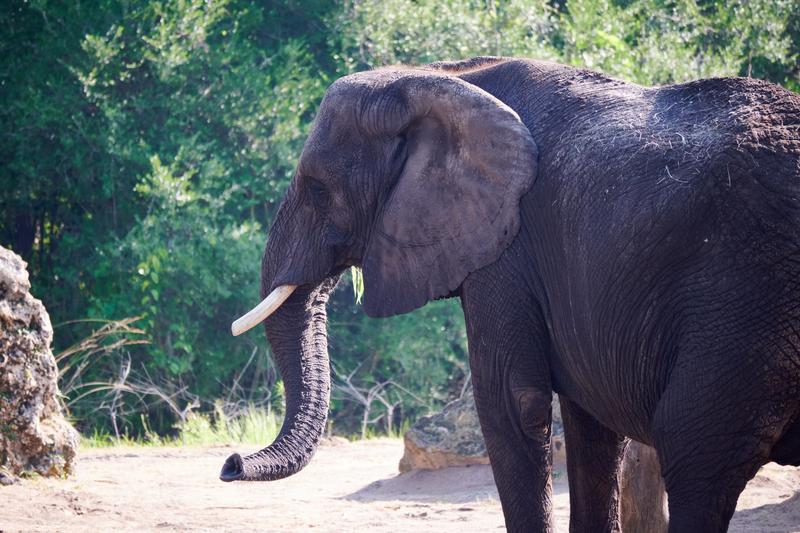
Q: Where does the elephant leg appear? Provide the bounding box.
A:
[652,407,765,531]
[462,275,554,533]
[560,396,627,533]
[651,348,795,533]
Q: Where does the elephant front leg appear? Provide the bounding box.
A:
[462,276,555,533]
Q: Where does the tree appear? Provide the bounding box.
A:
[2,0,797,436]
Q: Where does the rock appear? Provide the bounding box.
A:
[400,389,565,473]
[0,246,79,478]
[0,467,18,485]
[399,388,489,472]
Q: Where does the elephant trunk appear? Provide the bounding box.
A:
[220,276,337,481]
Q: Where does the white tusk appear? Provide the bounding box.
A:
[231,284,298,336]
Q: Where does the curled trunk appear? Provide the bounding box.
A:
[220,276,338,481]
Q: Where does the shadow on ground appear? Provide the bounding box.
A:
[345,463,569,504]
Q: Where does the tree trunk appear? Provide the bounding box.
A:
[620,440,669,532]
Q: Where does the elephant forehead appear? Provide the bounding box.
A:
[308,97,352,141]
[302,106,355,156]
[333,69,417,92]
[325,73,416,135]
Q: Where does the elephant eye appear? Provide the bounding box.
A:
[307,177,330,210]
[391,134,408,166]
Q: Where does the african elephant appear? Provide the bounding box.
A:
[221,57,800,532]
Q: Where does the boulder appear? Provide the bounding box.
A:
[399,388,489,472]
[0,246,79,478]
[400,389,565,473]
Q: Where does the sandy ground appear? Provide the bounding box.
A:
[1,438,798,532]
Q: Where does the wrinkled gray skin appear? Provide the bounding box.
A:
[221,57,800,532]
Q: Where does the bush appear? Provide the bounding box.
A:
[3,0,798,439]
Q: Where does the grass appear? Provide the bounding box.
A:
[81,403,281,448]
[80,402,408,448]
[360,418,412,440]
[176,403,281,446]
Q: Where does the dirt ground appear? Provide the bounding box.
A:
[1,438,798,532]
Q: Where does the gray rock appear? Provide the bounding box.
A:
[0,246,79,478]
[0,467,18,485]
[400,389,565,473]
[399,388,489,472]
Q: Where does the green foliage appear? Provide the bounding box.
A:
[556,0,799,85]
[2,0,798,438]
[82,430,155,449]
[175,402,280,446]
[337,0,799,87]
[82,403,280,446]
[328,293,468,434]
[350,267,364,304]
[334,0,558,69]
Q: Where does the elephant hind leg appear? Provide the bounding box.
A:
[651,349,793,532]
[560,396,627,533]
[652,424,766,533]
[770,413,800,466]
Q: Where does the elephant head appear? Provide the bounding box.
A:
[220,68,538,481]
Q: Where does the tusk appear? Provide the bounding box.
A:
[231,284,298,336]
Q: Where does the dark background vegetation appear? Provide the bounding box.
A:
[2,0,798,439]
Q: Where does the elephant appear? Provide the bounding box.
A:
[220,56,800,532]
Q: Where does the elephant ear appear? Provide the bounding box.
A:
[359,71,538,317]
